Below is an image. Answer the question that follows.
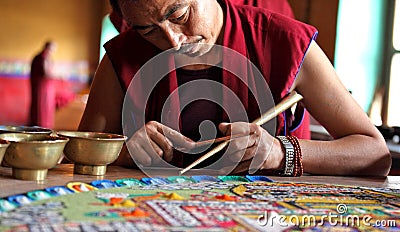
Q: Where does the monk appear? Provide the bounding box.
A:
[79,0,391,176]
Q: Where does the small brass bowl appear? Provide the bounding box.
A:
[0,139,10,165]
[0,125,53,135]
[56,131,127,176]
[0,133,69,181]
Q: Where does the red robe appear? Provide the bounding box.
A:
[29,52,55,128]
[231,0,295,18]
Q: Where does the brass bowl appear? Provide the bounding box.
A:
[0,139,10,165]
[0,133,69,181]
[0,125,53,135]
[56,131,127,176]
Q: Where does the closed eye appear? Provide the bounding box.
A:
[139,26,159,37]
[170,6,189,23]
[143,29,155,36]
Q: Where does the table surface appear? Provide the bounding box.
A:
[1,164,400,198]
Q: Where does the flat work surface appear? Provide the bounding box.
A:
[1,164,399,197]
[0,165,399,231]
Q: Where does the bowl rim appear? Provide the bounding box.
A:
[0,125,53,134]
[56,131,127,141]
[0,134,69,144]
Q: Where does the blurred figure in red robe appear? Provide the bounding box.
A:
[29,41,57,128]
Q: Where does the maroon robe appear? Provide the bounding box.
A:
[231,0,295,18]
[29,52,55,128]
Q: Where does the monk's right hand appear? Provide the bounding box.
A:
[125,121,195,166]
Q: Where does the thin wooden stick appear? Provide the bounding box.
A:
[175,131,256,151]
[179,91,304,175]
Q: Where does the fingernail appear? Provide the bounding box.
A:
[249,168,258,174]
[165,138,173,147]
[169,130,178,135]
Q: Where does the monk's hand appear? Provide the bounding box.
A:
[218,122,283,174]
[125,121,195,166]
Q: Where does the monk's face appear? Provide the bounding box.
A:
[119,0,224,57]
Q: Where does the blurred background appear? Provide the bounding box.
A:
[0,0,398,132]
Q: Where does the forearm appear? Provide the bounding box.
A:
[290,42,392,176]
[300,135,391,176]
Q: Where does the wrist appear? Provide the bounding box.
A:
[271,137,285,170]
[274,135,303,176]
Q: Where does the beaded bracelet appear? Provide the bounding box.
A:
[276,136,295,176]
[287,135,303,177]
[275,135,303,176]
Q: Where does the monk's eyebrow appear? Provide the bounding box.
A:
[131,4,185,30]
[132,24,156,30]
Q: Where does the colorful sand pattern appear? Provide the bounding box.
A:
[0,175,399,231]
